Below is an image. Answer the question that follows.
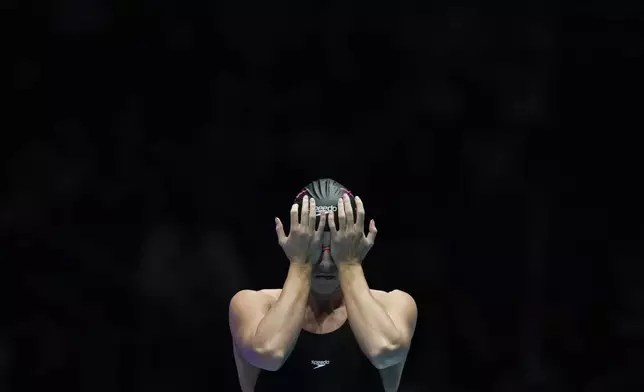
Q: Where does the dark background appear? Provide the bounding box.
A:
[5,1,644,391]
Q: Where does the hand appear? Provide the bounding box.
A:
[275,196,327,264]
[328,194,377,264]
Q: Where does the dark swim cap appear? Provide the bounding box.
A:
[294,178,357,230]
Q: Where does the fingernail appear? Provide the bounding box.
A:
[355,196,360,200]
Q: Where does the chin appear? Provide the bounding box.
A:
[311,281,340,296]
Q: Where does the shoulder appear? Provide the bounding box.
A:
[259,288,282,301]
[370,290,417,321]
[230,288,281,301]
[229,289,279,315]
[370,289,416,305]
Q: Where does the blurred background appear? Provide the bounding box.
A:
[4,1,644,391]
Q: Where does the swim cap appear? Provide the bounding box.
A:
[294,178,357,230]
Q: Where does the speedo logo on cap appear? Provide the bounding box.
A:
[315,205,337,216]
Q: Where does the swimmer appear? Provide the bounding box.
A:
[229,178,418,391]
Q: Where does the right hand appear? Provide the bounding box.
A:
[275,196,327,264]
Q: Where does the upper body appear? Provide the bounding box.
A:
[229,178,418,392]
[231,288,414,392]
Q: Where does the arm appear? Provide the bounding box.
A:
[229,263,311,371]
[230,196,325,371]
[339,264,417,369]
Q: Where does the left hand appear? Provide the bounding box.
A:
[328,194,377,264]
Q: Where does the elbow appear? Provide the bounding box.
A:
[251,345,287,371]
[258,356,286,372]
[368,341,406,370]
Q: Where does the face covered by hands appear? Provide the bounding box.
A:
[275,196,327,265]
[327,194,377,265]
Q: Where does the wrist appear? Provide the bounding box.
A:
[338,263,367,290]
[338,262,362,272]
[288,262,313,274]
[288,255,309,265]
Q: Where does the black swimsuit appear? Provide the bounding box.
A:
[254,321,384,391]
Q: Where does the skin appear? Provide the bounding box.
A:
[328,194,416,369]
[229,194,417,391]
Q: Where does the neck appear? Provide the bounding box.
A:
[308,290,344,318]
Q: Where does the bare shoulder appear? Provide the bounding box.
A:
[230,288,279,302]
[229,289,278,317]
[371,289,418,330]
[237,289,413,304]
[229,289,279,350]
[371,289,416,305]
[233,289,415,308]
[371,290,417,391]
[258,288,282,302]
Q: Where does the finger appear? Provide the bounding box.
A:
[300,196,309,227]
[316,210,327,233]
[366,219,377,244]
[343,193,354,227]
[290,203,299,229]
[327,211,337,235]
[337,198,346,231]
[355,196,365,229]
[308,198,316,232]
[275,217,287,244]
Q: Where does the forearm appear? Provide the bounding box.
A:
[339,264,402,359]
[252,263,311,360]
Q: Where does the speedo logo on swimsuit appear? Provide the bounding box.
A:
[311,360,330,369]
[315,205,337,216]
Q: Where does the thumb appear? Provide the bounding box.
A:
[366,219,377,244]
[275,217,287,244]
